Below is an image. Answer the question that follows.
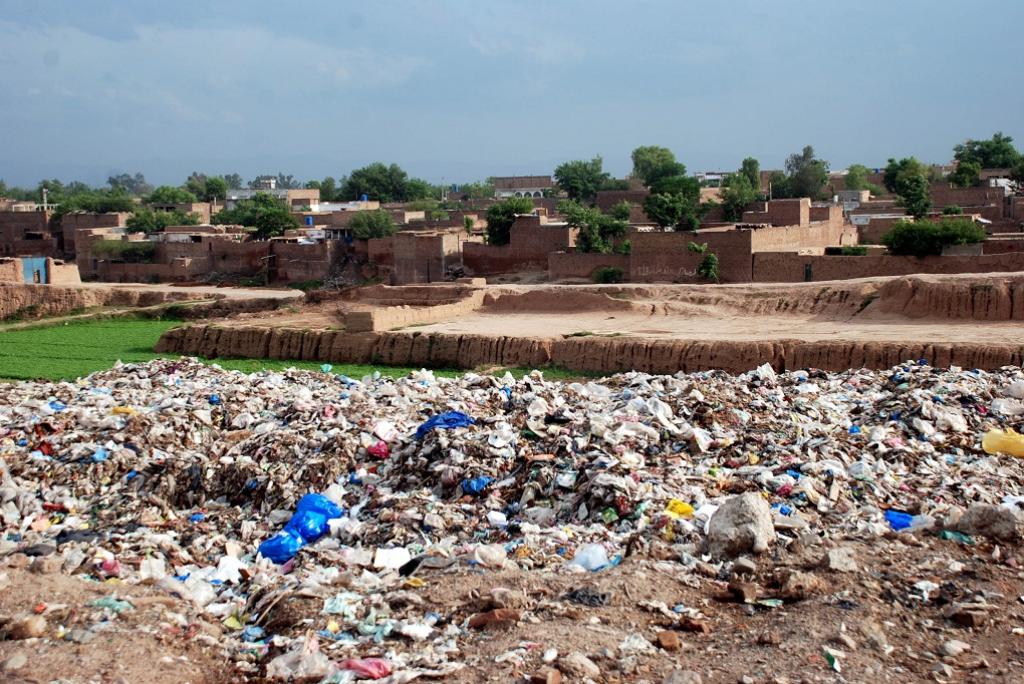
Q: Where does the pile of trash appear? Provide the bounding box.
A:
[2,357,1024,680]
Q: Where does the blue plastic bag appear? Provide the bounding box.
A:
[415,411,475,439]
[462,476,494,495]
[884,509,912,531]
[258,529,304,564]
[258,494,344,564]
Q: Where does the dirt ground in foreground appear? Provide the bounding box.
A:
[4,535,1024,683]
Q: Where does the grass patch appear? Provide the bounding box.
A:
[565,331,594,338]
[0,318,592,382]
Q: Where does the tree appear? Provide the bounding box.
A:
[783,145,829,199]
[56,188,135,216]
[560,200,628,254]
[107,172,151,196]
[767,171,790,199]
[721,172,757,222]
[306,176,338,202]
[739,157,760,191]
[883,157,927,193]
[845,164,869,191]
[630,146,686,187]
[882,218,986,257]
[609,200,632,221]
[127,208,199,233]
[553,156,610,203]
[203,176,228,202]
[687,241,720,282]
[405,177,437,201]
[485,197,534,245]
[1011,160,1024,188]
[954,132,1022,169]
[341,162,410,202]
[223,173,244,189]
[211,192,298,239]
[643,192,687,229]
[349,210,397,239]
[147,185,198,205]
[454,180,495,200]
[896,172,931,219]
[949,160,981,188]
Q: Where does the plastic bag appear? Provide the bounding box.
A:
[415,411,475,439]
[340,657,392,680]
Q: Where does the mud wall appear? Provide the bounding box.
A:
[548,253,630,280]
[752,252,1024,283]
[0,284,207,320]
[156,324,1024,375]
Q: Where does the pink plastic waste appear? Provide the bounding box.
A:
[340,658,392,679]
[367,441,390,459]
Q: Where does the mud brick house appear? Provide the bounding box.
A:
[463,214,575,275]
[60,211,130,255]
[0,209,60,258]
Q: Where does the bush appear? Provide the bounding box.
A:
[881,219,986,257]
[593,266,624,284]
[90,240,156,262]
[349,210,397,239]
[825,246,868,255]
[943,205,963,215]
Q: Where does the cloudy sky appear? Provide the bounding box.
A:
[1,0,1021,186]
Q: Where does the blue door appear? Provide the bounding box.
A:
[21,257,47,284]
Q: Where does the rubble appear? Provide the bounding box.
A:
[1,357,1024,680]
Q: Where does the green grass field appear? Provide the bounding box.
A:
[0,319,585,382]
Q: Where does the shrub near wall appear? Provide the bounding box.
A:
[882,219,986,257]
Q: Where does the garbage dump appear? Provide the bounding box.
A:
[2,358,1024,682]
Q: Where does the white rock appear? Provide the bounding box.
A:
[705,492,776,559]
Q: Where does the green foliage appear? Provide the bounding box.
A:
[615,239,631,255]
[949,160,980,188]
[147,185,197,205]
[767,171,789,198]
[127,208,199,233]
[453,180,496,200]
[107,172,152,196]
[485,197,534,245]
[404,177,438,201]
[953,132,1022,169]
[630,146,686,187]
[305,176,339,202]
[348,210,397,239]
[610,200,632,221]
[883,157,927,193]
[90,240,157,262]
[55,188,136,217]
[286,280,324,292]
[687,242,719,281]
[223,173,244,190]
[721,172,757,222]
[840,246,868,256]
[881,218,986,257]
[560,200,628,254]
[341,162,416,202]
[598,178,631,191]
[783,145,829,199]
[184,173,229,201]
[895,173,931,218]
[463,215,475,234]
[211,192,298,239]
[554,156,610,203]
[739,157,760,190]
[943,205,963,215]
[845,164,870,191]
[593,266,624,284]
[1011,160,1024,186]
[643,192,698,230]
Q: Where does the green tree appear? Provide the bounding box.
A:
[1011,160,1024,187]
[739,157,760,191]
[949,160,981,188]
[454,180,495,200]
[56,188,136,216]
[767,171,790,199]
[223,173,244,189]
[463,215,475,234]
[349,210,397,239]
[211,192,298,239]
[943,205,963,215]
[485,197,534,245]
[882,218,986,256]
[687,241,720,282]
[721,172,757,222]
[203,176,228,202]
[845,164,869,191]
[405,177,437,201]
[107,172,152,196]
[147,185,198,205]
[306,176,338,202]
[560,200,628,254]
[783,145,829,199]
[630,146,686,187]
[895,173,932,219]
[643,192,700,230]
[954,132,1022,169]
[127,208,199,233]
[553,156,610,203]
[883,157,927,193]
[342,162,410,202]
[609,200,632,221]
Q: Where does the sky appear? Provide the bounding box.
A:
[1,0,1022,187]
